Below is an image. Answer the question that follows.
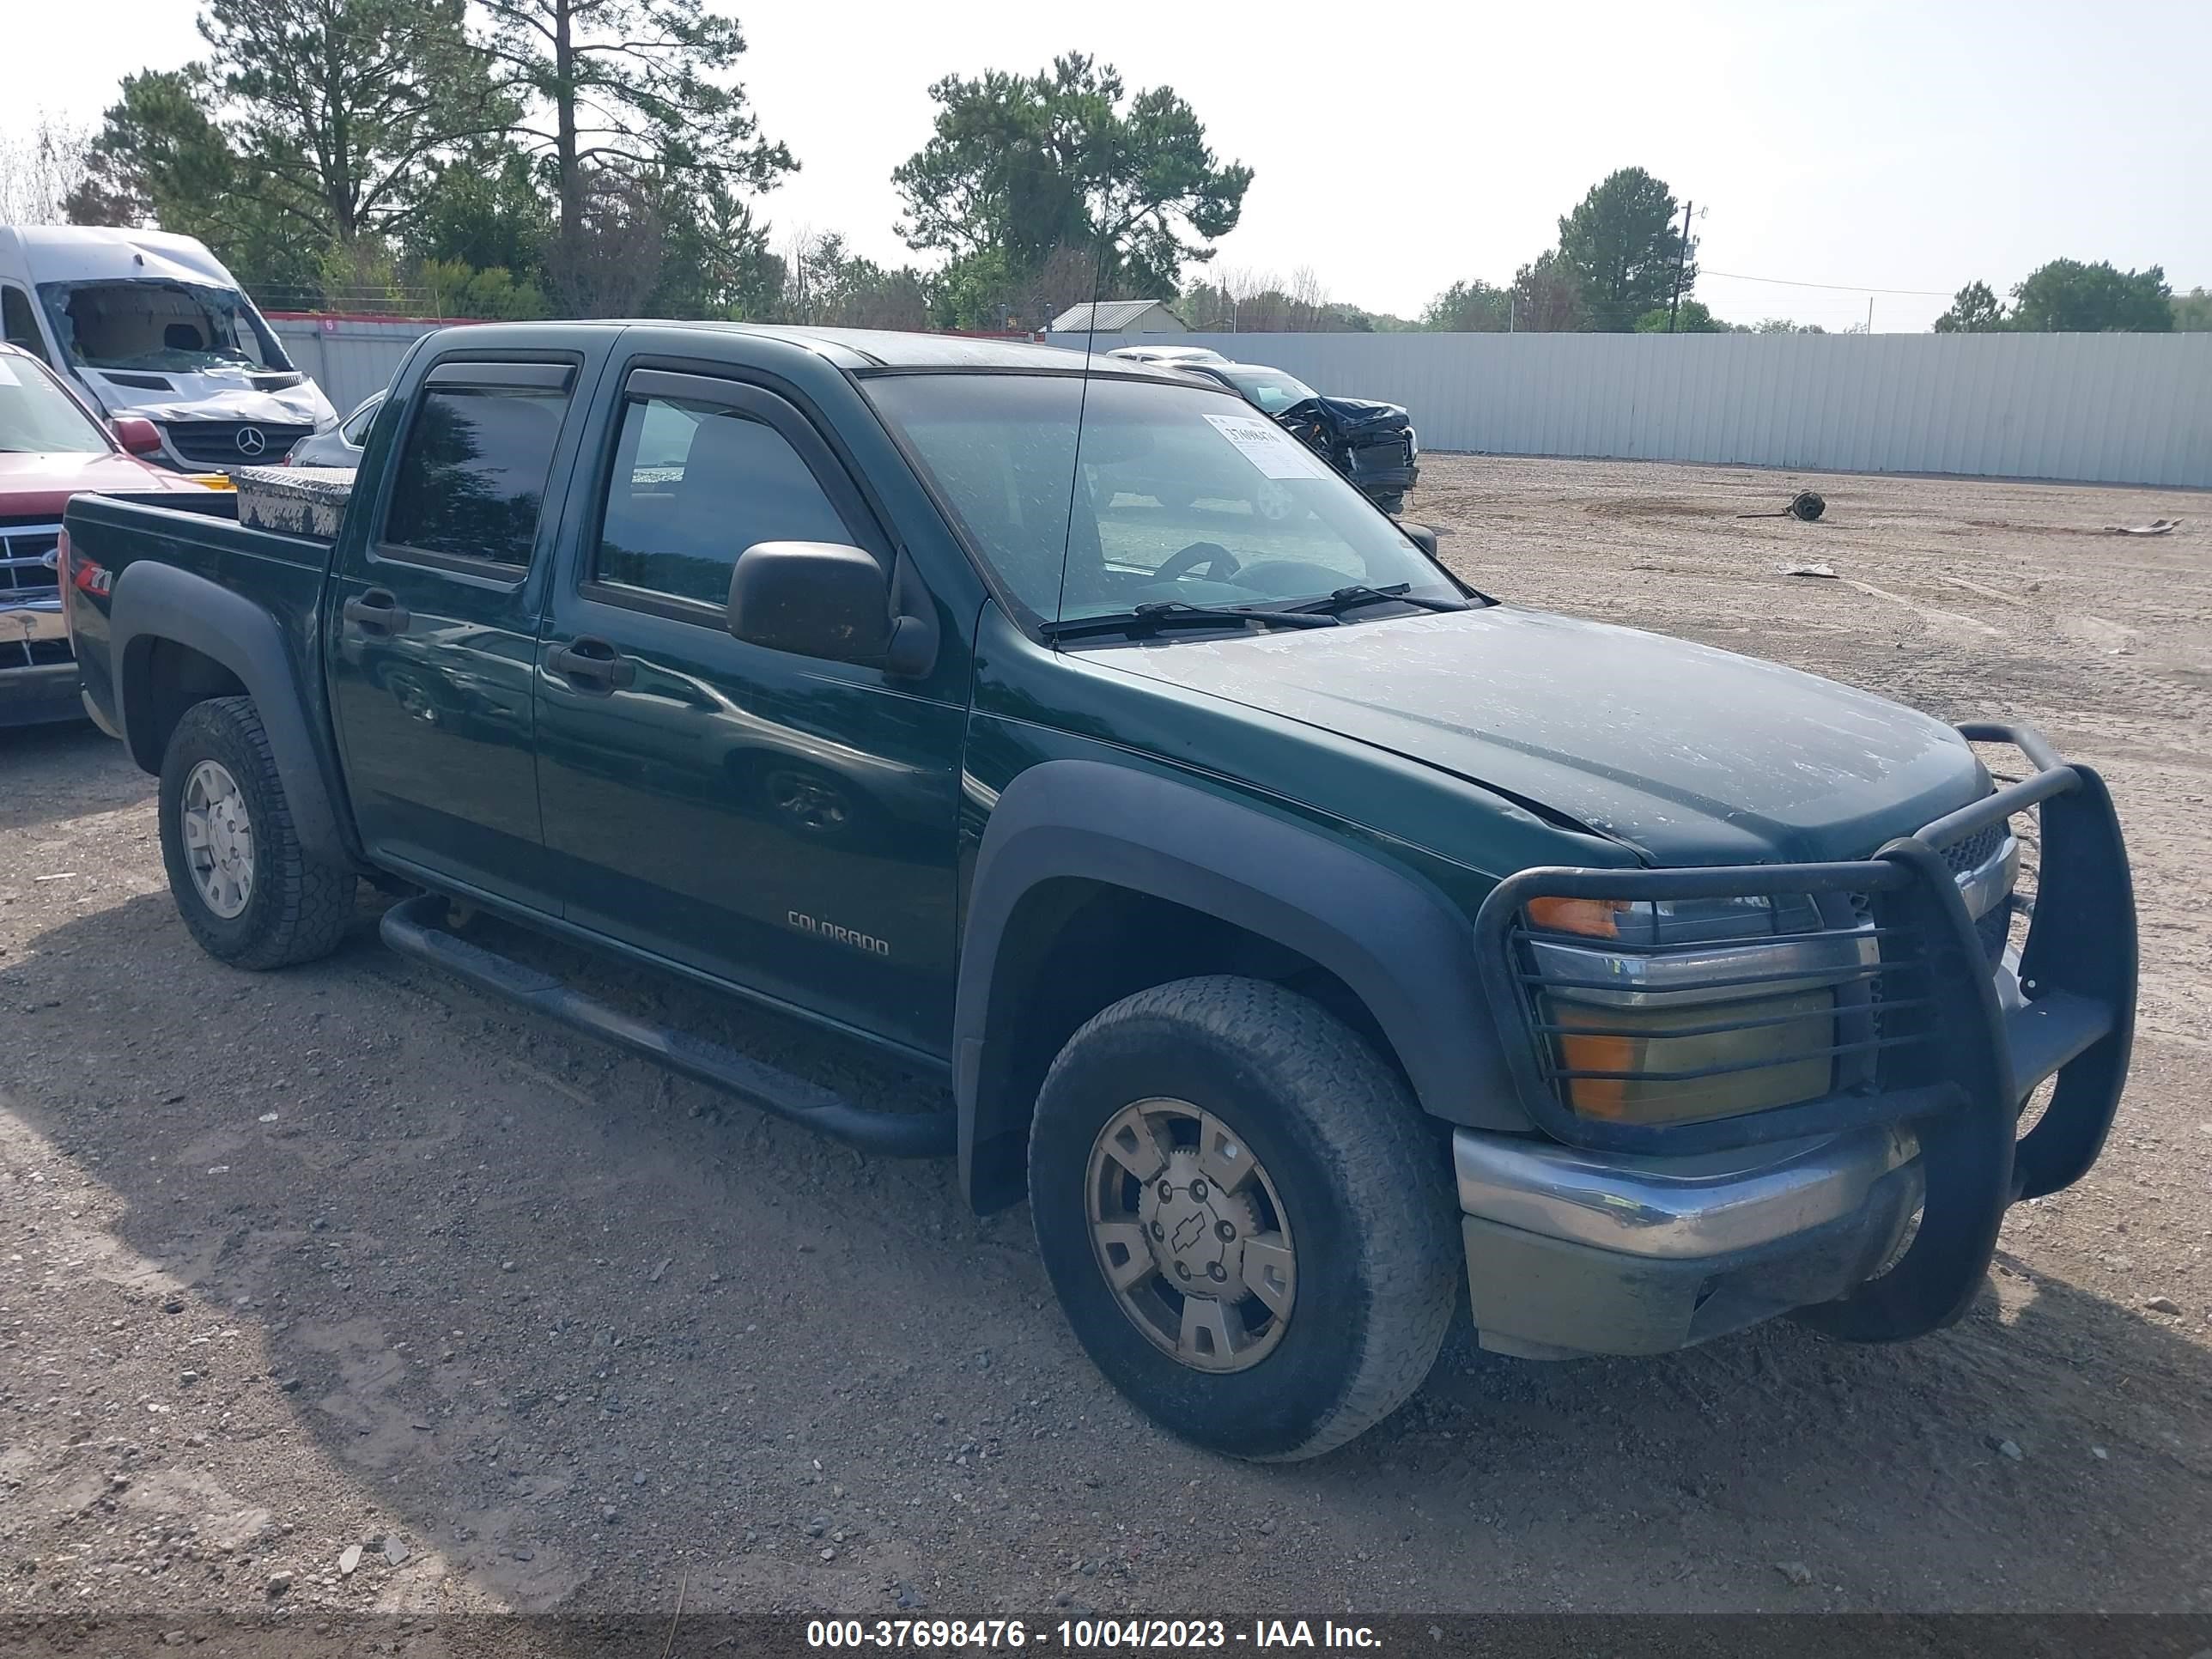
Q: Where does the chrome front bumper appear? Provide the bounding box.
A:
[1453,1121,1924,1358]
[3,602,69,645]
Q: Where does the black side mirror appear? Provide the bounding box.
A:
[1399,522,1439,558]
[726,540,939,678]
[726,541,892,665]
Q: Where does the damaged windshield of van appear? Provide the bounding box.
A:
[34,279,294,375]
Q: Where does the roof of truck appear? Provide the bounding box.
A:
[651,321,1155,373]
[434,319,1200,378]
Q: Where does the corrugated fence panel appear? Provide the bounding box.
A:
[269,319,2211,489]
[1168,331,2212,488]
[267,318,455,416]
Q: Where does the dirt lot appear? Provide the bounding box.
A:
[3,456,2208,1629]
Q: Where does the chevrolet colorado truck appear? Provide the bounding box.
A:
[61,323,2136,1461]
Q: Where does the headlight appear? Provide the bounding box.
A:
[1522,893,1862,1127]
[1405,426,1418,460]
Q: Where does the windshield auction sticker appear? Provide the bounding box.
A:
[1200,410,1334,481]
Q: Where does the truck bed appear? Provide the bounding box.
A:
[63,489,337,755]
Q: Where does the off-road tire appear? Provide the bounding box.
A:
[158,696,355,970]
[1029,975,1459,1461]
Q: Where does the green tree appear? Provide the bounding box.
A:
[68,66,330,298]
[1633,298,1729,332]
[202,0,510,245]
[2008,259,2172,331]
[471,0,793,271]
[1933,279,2008,331]
[407,149,552,276]
[1555,167,1693,331]
[781,232,927,330]
[892,52,1251,299]
[1510,249,1584,332]
[2174,288,2212,331]
[651,182,785,319]
[1423,278,1513,331]
[415,256,549,318]
[68,68,234,231]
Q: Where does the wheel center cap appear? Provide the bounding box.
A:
[1137,1149,1256,1294]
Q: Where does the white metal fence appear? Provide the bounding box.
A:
[267,317,2212,489]
[267,315,454,416]
[1166,330,2212,489]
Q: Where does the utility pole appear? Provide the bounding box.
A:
[1666,199,1694,332]
[1866,295,1875,333]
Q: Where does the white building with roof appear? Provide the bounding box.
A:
[1046,299,1188,341]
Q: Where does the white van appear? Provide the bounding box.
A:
[0,225,334,471]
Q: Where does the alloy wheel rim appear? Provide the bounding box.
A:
[1085,1097,1296,1373]
[180,759,255,919]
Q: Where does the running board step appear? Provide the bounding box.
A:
[379,894,953,1157]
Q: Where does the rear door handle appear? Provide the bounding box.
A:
[342,589,410,634]
[547,637,635,691]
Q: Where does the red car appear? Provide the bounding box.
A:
[1,341,215,726]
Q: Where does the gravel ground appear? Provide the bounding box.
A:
[3,455,2208,1629]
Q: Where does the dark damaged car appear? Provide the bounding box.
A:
[1182,360,1419,514]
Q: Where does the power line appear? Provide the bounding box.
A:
[1698,268,1955,297]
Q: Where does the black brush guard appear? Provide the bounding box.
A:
[1472,723,2136,1342]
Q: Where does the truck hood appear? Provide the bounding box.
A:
[1094,605,1985,864]
[1282,394,1408,437]
[0,449,207,519]
[76,368,333,430]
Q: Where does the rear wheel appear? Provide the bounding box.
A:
[1029,975,1459,1460]
[158,696,355,970]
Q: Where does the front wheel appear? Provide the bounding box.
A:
[1029,976,1459,1460]
[158,696,356,970]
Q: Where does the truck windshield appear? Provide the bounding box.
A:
[35,279,293,375]
[866,372,1458,626]
[0,354,111,454]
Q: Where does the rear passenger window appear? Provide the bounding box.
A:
[386,383,570,566]
[595,393,851,607]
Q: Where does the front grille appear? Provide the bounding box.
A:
[0,520,62,604]
[1346,437,1412,470]
[2,633,73,672]
[1846,817,2014,968]
[161,422,313,465]
[1937,821,2005,879]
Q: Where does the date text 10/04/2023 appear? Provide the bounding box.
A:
[805,1621,1384,1650]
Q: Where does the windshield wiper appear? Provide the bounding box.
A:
[1290,582,1473,617]
[1040,601,1340,642]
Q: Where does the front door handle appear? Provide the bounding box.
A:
[342,589,410,634]
[547,637,635,691]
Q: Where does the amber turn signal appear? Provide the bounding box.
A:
[1525,896,1626,939]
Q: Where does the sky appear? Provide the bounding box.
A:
[3,0,2207,332]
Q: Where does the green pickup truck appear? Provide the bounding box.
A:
[61,323,2136,1462]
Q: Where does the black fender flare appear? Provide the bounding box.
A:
[108,560,356,867]
[953,758,1527,1208]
